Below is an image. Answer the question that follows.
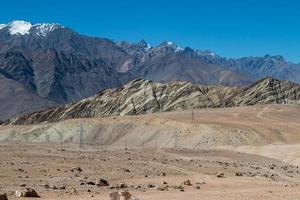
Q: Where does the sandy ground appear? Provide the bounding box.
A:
[0,105,300,148]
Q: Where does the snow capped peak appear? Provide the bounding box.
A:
[0,20,62,36]
[8,20,32,35]
[167,41,174,46]
[158,41,185,53]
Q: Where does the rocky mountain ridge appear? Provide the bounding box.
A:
[6,77,300,125]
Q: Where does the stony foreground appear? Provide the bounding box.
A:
[1,144,300,200]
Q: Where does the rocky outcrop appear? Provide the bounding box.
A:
[6,79,237,124]
[6,77,300,125]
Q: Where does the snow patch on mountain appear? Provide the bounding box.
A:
[9,20,32,35]
[0,24,7,30]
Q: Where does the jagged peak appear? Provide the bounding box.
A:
[157,41,185,53]
[137,39,152,51]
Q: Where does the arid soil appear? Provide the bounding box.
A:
[1,144,300,200]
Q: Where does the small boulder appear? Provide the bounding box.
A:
[87,181,96,186]
[15,188,40,197]
[97,178,109,186]
[147,184,155,188]
[66,187,77,194]
[216,172,225,178]
[71,167,83,172]
[183,179,192,186]
[235,172,243,176]
[109,191,139,200]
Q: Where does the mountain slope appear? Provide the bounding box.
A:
[0,73,55,121]
[6,77,300,125]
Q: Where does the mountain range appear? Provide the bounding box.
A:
[6,77,300,125]
[0,20,300,120]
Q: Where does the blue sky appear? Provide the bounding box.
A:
[1,0,300,62]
